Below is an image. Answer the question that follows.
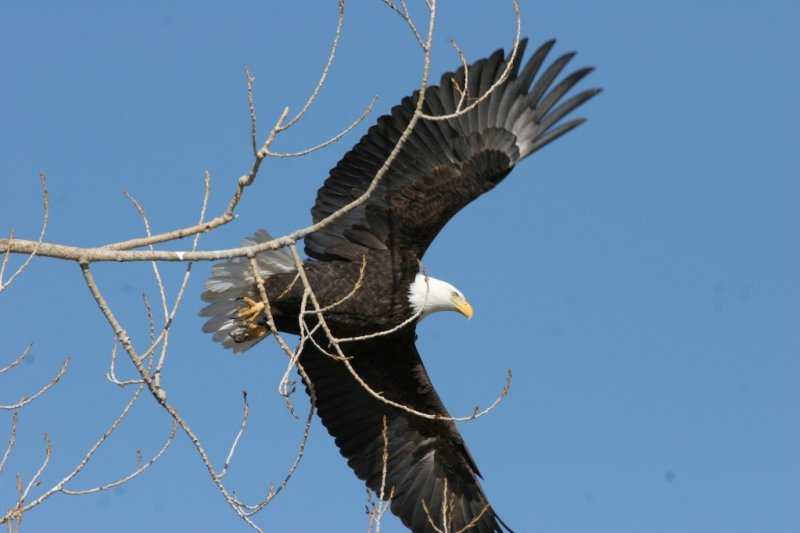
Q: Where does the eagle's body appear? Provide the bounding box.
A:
[201,39,599,533]
[267,253,417,337]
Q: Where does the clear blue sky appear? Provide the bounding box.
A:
[1,2,798,532]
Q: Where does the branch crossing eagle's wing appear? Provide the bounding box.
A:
[305,38,600,262]
[300,333,512,533]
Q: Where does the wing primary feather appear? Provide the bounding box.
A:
[533,66,595,122]
[531,117,588,152]
[508,37,529,78]
[527,50,576,108]
[537,87,603,138]
[519,38,556,90]
[478,49,505,133]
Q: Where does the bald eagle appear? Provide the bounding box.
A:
[201,39,598,532]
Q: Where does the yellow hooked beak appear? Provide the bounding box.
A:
[452,295,474,320]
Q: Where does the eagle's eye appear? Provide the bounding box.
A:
[450,291,458,298]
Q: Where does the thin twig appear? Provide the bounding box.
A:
[366,416,394,532]
[422,478,492,533]
[0,173,49,292]
[0,411,18,475]
[237,397,315,516]
[449,38,470,111]
[142,293,156,345]
[106,341,144,387]
[281,0,345,131]
[0,345,32,375]
[381,0,425,49]
[246,67,258,156]
[218,391,249,479]
[310,256,368,314]
[63,419,178,495]
[123,191,169,320]
[0,355,71,411]
[57,383,151,493]
[10,433,52,521]
[265,96,377,158]
[153,170,210,378]
[0,229,12,286]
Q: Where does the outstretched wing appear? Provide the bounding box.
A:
[305,38,600,262]
[300,332,509,533]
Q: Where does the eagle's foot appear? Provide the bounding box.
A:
[228,296,270,344]
[237,296,266,330]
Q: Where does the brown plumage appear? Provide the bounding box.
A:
[201,38,599,532]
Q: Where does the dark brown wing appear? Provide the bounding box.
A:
[305,38,600,262]
[300,331,508,533]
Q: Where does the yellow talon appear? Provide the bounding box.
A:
[237,296,266,329]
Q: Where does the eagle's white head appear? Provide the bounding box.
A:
[407,273,473,321]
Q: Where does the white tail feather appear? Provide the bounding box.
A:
[200,230,296,353]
